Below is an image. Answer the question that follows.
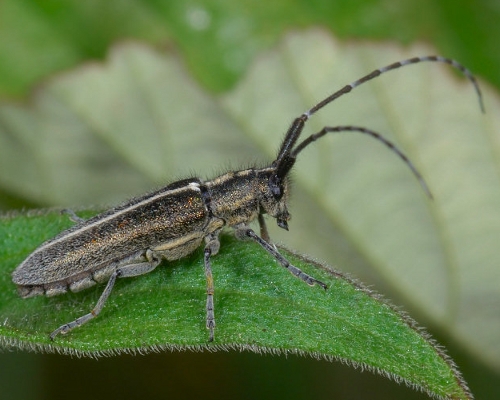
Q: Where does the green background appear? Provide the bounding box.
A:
[0,0,499,399]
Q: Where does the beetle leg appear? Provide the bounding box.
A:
[235,225,327,290]
[50,250,162,340]
[61,208,85,223]
[203,231,221,342]
[258,212,271,242]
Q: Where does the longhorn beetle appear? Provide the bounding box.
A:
[12,56,483,342]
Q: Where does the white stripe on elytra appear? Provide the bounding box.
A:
[27,182,203,258]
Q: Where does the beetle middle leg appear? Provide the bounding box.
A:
[203,231,221,342]
[50,249,162,340]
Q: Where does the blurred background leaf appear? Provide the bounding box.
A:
[0,0,499,100]
[0,1,499,399]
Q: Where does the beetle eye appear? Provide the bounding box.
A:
[269,174,283,199]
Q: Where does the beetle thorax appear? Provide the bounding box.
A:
[205,167,290,229]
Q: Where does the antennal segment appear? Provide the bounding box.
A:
[306,56,485,118]
[291,125,433,199]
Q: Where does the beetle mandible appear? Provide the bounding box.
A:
[12,56,483,341]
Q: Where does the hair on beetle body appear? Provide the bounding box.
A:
[12,56,483,342]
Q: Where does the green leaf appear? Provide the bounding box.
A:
[1,211,472,399]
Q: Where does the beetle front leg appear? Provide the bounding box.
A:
[235,225,327,289]
[258,213,271,242]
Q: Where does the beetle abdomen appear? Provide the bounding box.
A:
[13,181,210,297]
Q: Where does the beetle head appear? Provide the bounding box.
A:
[259,170,291,231]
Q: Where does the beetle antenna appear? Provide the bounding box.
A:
[274,55,484,186]
[304,56,484,119]
[291,125,433,198]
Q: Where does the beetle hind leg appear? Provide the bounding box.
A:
[61,209,85,223]
[50,251,162,340]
